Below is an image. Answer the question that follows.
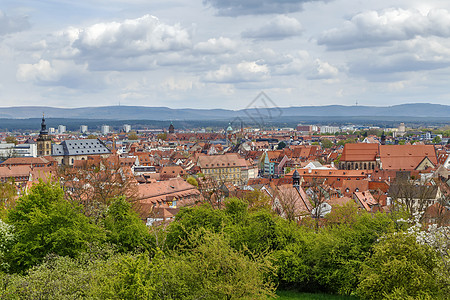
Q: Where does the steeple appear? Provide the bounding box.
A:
[381,131,386,145]
[292,169,300,188]
[40,113,48,135]
[168,122,175,134]
[37,113,52,156]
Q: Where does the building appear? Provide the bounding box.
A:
[123,124,131,133]
[0,143,15,160]
[80,125,88,133]
[339,143,438,171]
[0,142,37,159]
[101,125,110,135]
[58,125,66,134]
[52,139,111,165]
[393,122,406,137]
[14,143,37,157]
[379,145,437,170]
[168,122,174,134]
[339,143,379,170]
[136,177,201,222]
[37,116,52,156]
[197,153,249,185]
[320,126,340,134]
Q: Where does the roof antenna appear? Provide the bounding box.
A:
[355,100,358,106]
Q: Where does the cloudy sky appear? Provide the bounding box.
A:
[1,0,450,109]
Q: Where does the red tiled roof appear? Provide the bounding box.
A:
[379,145,437,170]
[341,143,379,162]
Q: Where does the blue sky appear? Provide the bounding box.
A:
[1,0,450,109]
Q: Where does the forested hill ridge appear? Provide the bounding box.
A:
[0,103,449,120]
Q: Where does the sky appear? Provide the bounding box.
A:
[1,0,450,109]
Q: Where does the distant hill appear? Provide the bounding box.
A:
[0,103,448,120]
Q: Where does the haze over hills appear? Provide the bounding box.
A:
[0,103,449,121]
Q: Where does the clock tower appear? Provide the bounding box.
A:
[37,114,52,156]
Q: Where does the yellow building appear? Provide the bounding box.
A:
[197,153,248,185]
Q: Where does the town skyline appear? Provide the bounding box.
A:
[2,0,450,109]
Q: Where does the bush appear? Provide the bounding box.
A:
[357,233,439,300]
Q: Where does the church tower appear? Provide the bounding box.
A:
[37,114,52,156]
[168,122,175,134]
[292,169,300,189]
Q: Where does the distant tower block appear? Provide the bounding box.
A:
[168,122,175,134]
[101,125,110,135]
[123,124,131,133]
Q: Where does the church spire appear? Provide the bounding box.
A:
[40,113,48,135]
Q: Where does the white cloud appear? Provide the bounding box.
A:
[70,15,191,57]
[0,10,30,36]
[318,8,450,50]
[16,59,103,89]
[307,59,339,79]
[242,15,302,40]
[194,37,237,54]
[348,37,450,80]
[204,61,269,83]
[17,60,60,82]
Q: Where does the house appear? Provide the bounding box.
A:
[266,171,312,221]
[137,177,201,211]
[197,153,249,185]
[353,191,381,212]
[160,165,186,179]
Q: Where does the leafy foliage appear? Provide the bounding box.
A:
[4,181,105,273]
[103,197,154,253]
[357,233,439,300]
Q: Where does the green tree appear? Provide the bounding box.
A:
[103,197,153,253]
[432,135,442,144]
[4,136,17,145]
[156,132,167,141]
[321,139,333,148]
[277,141,286,150]
[5,181,105,273]
[357,233,439,300]
[0,255,96,299]
[0,180,16,218]
[87,134,97,139]
[186,176,198,187]
[242,190,272,212]
[325,201,358,226]
[128,132,139,140]
[165,204,229,250]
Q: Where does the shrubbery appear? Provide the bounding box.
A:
[0,182,448,299]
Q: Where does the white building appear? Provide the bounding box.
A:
[58,125,66,134]
[0,143,15,160]
[101,125,110,135]
[0,143,37,159]
[319,126,340,134]
[123,124,131,133]
[80,125,88,133]
[14,143,37,157]
[48,127,56,134]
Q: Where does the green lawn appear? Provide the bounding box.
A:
[276,290,360,300]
